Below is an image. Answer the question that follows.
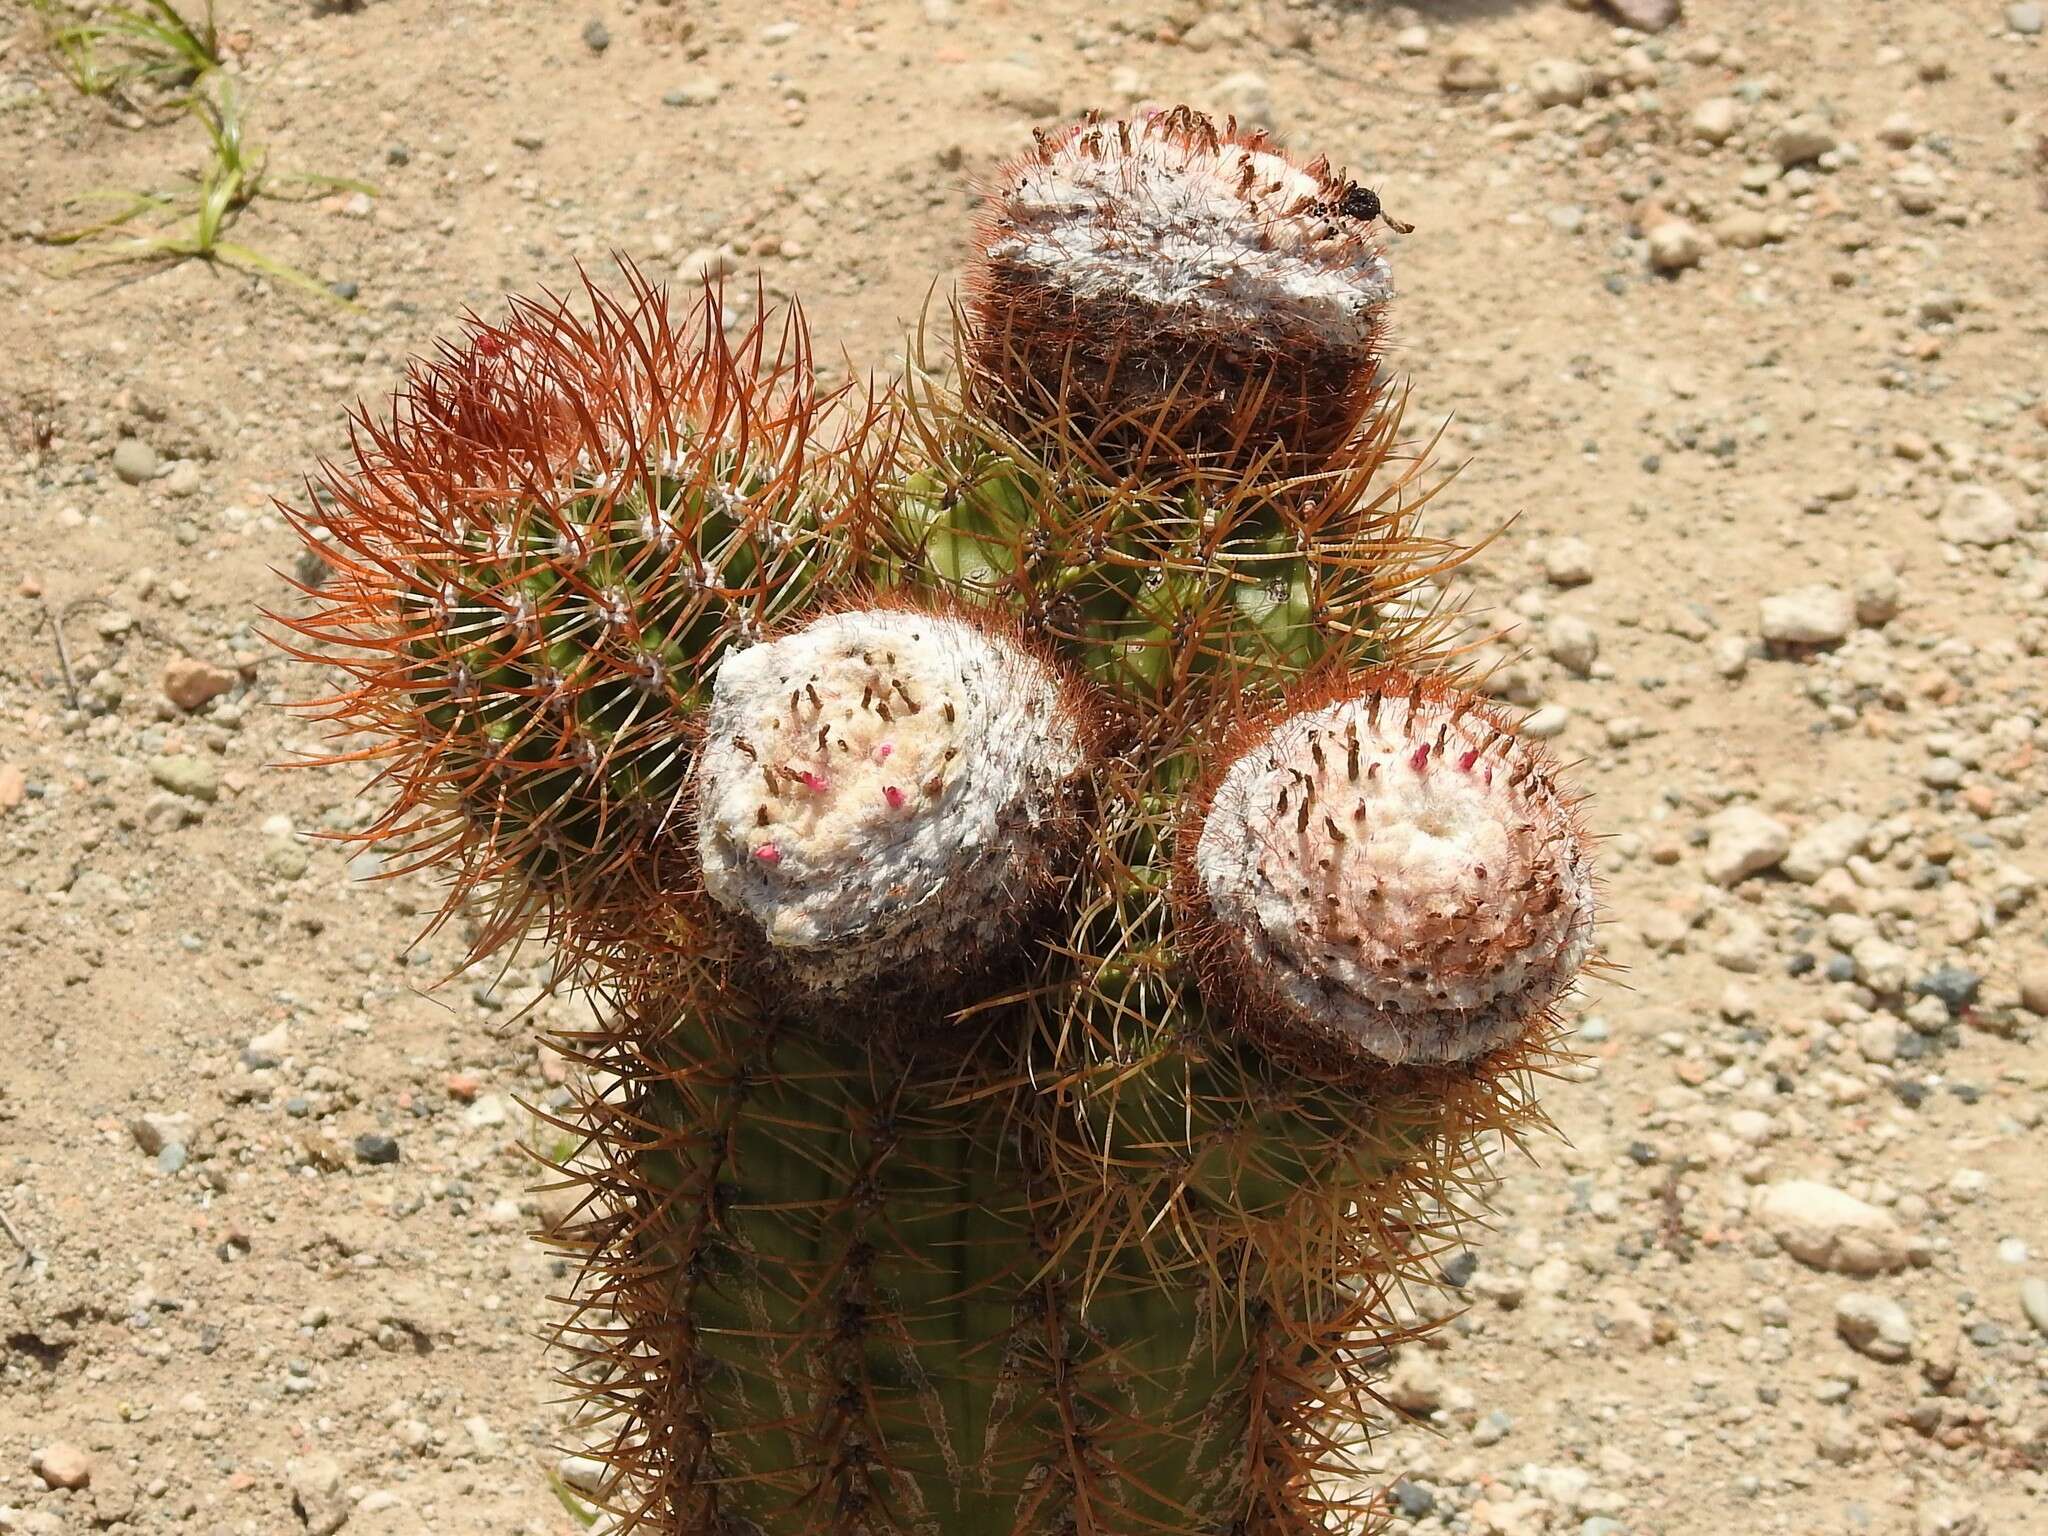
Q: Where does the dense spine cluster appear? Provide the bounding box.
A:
[274,268,882,964]
[279,108,1598,1536]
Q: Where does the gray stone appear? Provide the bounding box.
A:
[1597,0,1681,30]
[111,437,157,485]
[1835,1293,1914,1362]
[1914,966,1980,1013]
[1774,115,1839,167]
[1936,485,2018,547]
[1702,805,1790,886]
[1471,1409,1513,1447]
[148,754,220,802]
[2008,3,2044,35]
[581,18,609,52]
[1756,1181,1910,1274]
[1759,584,1854,647]
[353,1132,400,1166]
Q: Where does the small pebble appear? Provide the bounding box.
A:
[1646,220,1705,274]
[30,1442,92,1491]
[111,437,157,485]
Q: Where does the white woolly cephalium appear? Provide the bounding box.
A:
[966,107,1401,465]
[694,607,1093,994]
[1184,674,1595,1065]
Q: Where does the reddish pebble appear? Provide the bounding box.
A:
[445,1072,482,1103]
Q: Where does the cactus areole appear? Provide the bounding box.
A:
[279,110,1597,1536]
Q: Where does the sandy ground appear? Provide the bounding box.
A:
[3,2,2046,1534]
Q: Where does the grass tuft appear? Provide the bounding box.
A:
[30,0,223,108]
[38,77,374,302]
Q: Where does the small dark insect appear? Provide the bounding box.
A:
[1336,182,1415,234]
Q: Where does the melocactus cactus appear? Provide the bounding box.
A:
[966,106,1399,469]
[694,604,1098,995]
[1179,670,1596,1067]
[278,108,1598,1536]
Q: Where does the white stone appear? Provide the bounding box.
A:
[1782,813,1871,883]
[1545,615,1600,676]
[1646,219,1705,273]
[1774,115,1839,167]
[1526,58,1591,108]
[1688,96,1741,144]
[1756,1181,1911,1274]
[285,1455,348,1536]
[1835,1293,1914,1362]
[1936,485,2018,547]
[1759,585,1854,647]
[1543,537,1595,587]
[1701,806,1790,886]
[1851,935,1910,995]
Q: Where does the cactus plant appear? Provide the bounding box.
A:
[278,110,1596,1536]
